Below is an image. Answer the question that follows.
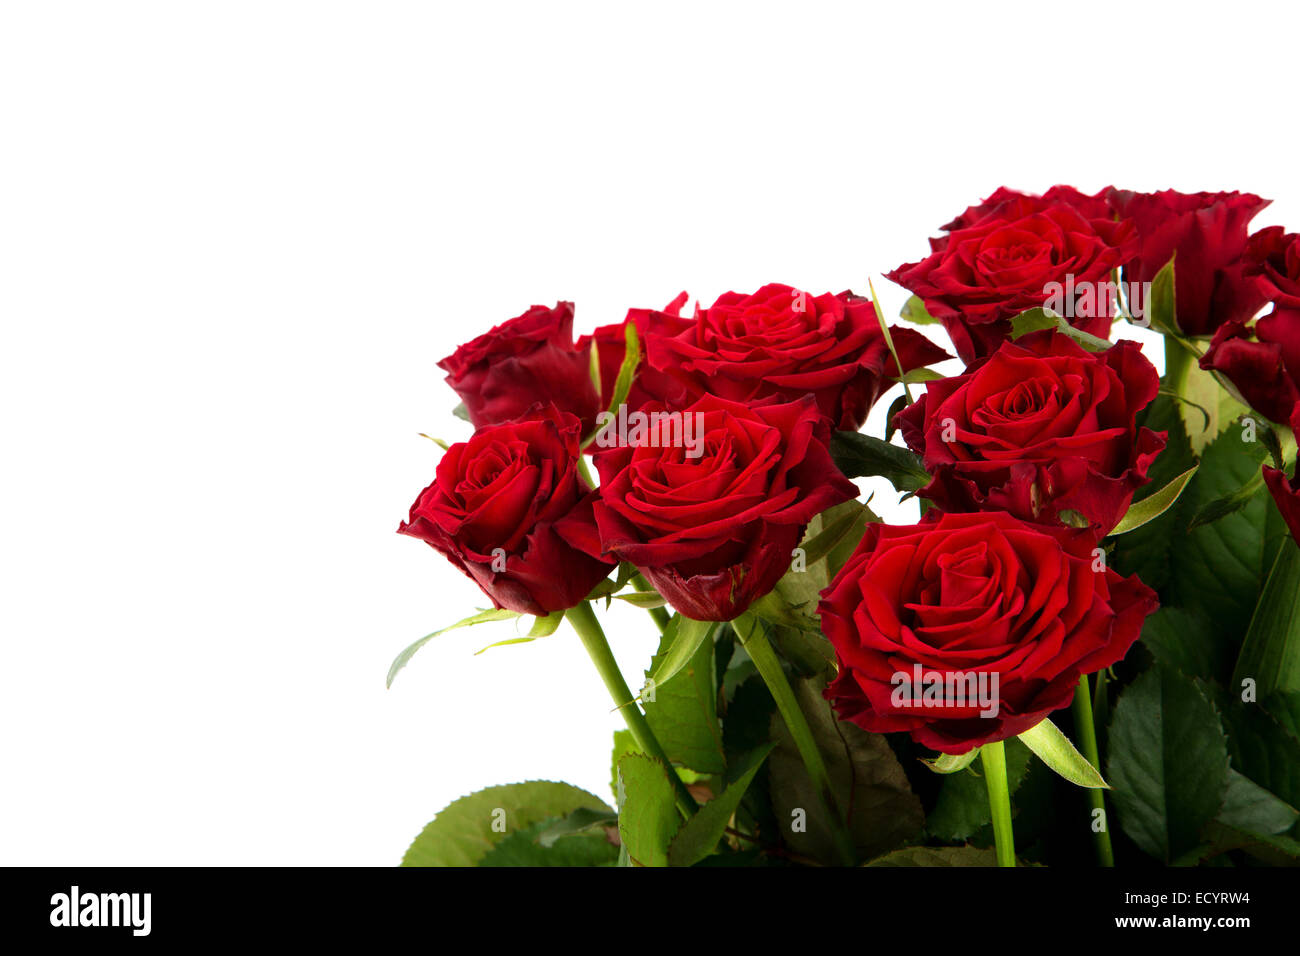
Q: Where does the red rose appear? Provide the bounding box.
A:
[897,330,1165,535]
[1249,225,1300,308]
[438,302,601,433]
[1107,189,1271,337]
[1199,227,1300,423]
[887,189,1136,364]
[1263,407,1300,546]
[584,394,858,621]
[637,283,948,430]
[398,407,614,615]
[818,511,1157,754]
[577,292,693,412]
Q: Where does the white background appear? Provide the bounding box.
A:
[2,2,1297,865]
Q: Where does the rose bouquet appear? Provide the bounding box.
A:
[393,188,1300,867]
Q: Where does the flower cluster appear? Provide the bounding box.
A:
[403,282,926,621]
[396,185,1300,869]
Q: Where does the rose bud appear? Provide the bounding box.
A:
[583,394,858,621]
[1262,406,1300,546]
[639,283,948,430]
[818,510,1158,754]
[1199,227,1300,424]
[896,329,1166,536]
[1107,189,1271,336]
[886,187,1137,364]
[438,301,601,433]
[398,407,614,616]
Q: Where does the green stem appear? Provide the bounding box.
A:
[565,601,697,818]
[980,740,1016,867]
[1073,674,1114,866]
[630,574,669,633]
[736,614,857,866]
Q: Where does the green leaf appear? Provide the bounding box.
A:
[608,321,640,415]
[765,514,849,628]
[864,845,999,867]
[668,743,775,867]
[1009,307,1113,352]
[885,392,909,442]
[1017,718,1108,789]
[1192,821,1300,865]
[451,401,470,422]
[1187,469,1266,532]
[797,499,871,568]
[925,737,1034,842]
[583,322,642,448]
[769,624,837,681]
[1156,389,1211,433]
[610,729,640,801]
[1216,770,1299,836]
[921,749,981,774]
[643,621,725,774]
[1245,413,1287,470]
[867,277,913,404]
[1148,256,1180,336]
[647,615,715,688]
[829,431,930,491]
[899,294,940,326]
[401,781,612,866]
[536,807,620,847]
[768,677,922,863]
[1109,465,1198,535]
[1106,665,1231,863]
[612,590,668,609]
[1109,393,1195,590]
[1223,698,1300,813]
[750,588,817,631]
[616,754,681,867]
[528,610,565,637]
[1057,508,1091,528]
[1170,420,1280,640]
[587,335,602,395]
[891,367,945,385]
[472,636,542,654]
[759,500,875,676]
[478,816,618,866]
[386,608,520,688]
[1232,540,1300,698]
[1140,606,1234,687]
[1261,690,1300,741]
[587,562,638,605]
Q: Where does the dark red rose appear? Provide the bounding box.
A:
[639,283,948,430]
[438,302,601,433]
[897,330,1165,536]
[819,510,1157,754]
[1107,189,1271,336]
[1199,230,1300,424]
[577,292,693,412]
[1248,225,1300,308]
[887,191,1137,364]
[1201,318,1300,425]
[398,407,614,615]
[583,393,858,621]
[1263,407,1300,547]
